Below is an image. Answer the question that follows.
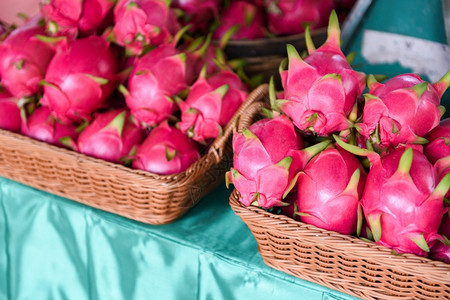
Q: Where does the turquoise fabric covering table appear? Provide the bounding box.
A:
[0,177,357,300]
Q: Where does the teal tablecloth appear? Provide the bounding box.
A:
[0,177,357,300]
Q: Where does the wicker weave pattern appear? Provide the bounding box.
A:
[230,190,450,299]
[0,85,268,225]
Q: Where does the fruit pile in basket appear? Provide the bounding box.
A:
[226,11,450,263]
[0,0,272,175]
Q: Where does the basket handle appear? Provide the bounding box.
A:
[208,84,269,162]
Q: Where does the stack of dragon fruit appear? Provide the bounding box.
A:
[0,0,258,175]
[226,11,450,263]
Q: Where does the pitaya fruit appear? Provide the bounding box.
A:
[265,0,336,35]
[111,0,180,56]
[434,155,450,201]
[76,109,146,164]
[356,71,450,151]
[0,89,22,132]
[0,17,56,98]
[40,0,115,38]
[424,118,450,164]
[40,35,118,124]
[430,211,450,263]
[132,121,200,175]
[296,145,366,235]
[21,106,79,148]
[178,67,248,143]
[212,1,266,41]
[276,11,365,136]
[226,114,331,209]
[171,0,220,33]
[335,137,450,257]
[122,42,189,128]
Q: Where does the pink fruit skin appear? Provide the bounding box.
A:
[77,109,146,164]
[265,0,336,35]
[171,0,220,32]
[40,35,118,124]
[297,146,366,235]
[41,0,115,38]
[430,212,450,263]
[357,73,445,150]
[178,69,247,143]
[213,1,266,40]
[0,90,21,132]
[132,121,200,175]
[424,118,450,164]
[280,12,365,136]
[362,147,447,257]
[0,17,55,98]
[21,106,78,148]
[112,0,179,55]
[125,44,188,127]
[228,115,306,208]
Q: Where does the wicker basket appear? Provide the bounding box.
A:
[0,85,268,225]
[230,190,450,299]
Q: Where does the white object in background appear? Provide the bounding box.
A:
[361,29,450,82]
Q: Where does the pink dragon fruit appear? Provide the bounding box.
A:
[356,71,450,151]
[226,114,331,208]
[40,0,115,38]
[335,137,450,257]
[434,155,450,201]
[76,109,146,164]
[430,211,450,263]
[171,0,220,33]
[296,145,366,235]
[132,121,200,174]
[111,0,180,56]
[212,1,266,41]
[178,67,248,143]
[424,118,450,164]
[122,42,189,128]
[0,89,22,132]
[40,35,118,124]
[0,17,56,98]
[277,11,365,136]
[21,106,79,148]
[265,0,336,35]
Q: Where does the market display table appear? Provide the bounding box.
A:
[0,176,357,300]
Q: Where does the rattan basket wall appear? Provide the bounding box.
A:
[229,190,450,299]
[0,85,268,225]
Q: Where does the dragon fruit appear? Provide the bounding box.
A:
[40,0,115,38]
[335,137,450,257]
[171,0,220,33]
[226,114,331,208]
[178,67,248,143]
[296,145,366,235]
[424,118,450,164]
[111,0,180,56]
[76,109,146,164]
[132,121,200,174]
[277,11,365,136]
[0,17,55,98]
[430,211,450,263]
[0,90,22,132]
[122,42,189,128]
[356,71,450,151]
[212,1,266,41]
[21,106,79,148]
[265,0,336,35]
[40,35,118,124]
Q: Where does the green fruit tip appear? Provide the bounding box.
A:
[397,147,413,175]
[304,25,316,55]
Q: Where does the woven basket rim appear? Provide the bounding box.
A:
[0,84,269,184]
[229,189,450,280]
